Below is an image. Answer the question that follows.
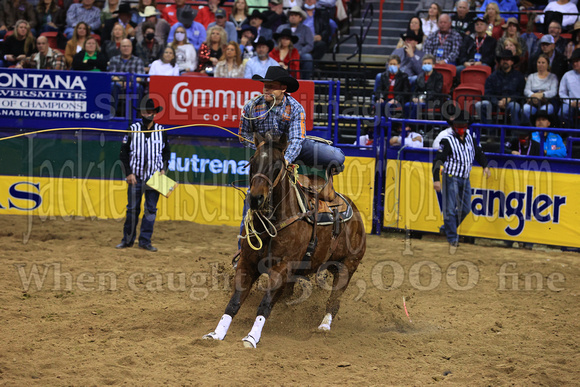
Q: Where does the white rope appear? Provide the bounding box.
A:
[241,94,277,121]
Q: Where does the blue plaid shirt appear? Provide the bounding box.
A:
[239,94,306,163]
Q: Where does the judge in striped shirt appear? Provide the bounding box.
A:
[432,112,490,254]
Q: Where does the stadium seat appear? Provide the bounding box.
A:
[40,32,59,50]
[182,72,209,76]
[433,64,456,95]
[91,33,101,45]
[460,65,491,87]
[453,84,484,115]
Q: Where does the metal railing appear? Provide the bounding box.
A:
[332,2,374,62]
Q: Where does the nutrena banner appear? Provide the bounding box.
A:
[383,160,579,248]
[149,76,315,129]
[0,68,111,120]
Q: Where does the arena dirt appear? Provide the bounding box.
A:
[1,215,579,385]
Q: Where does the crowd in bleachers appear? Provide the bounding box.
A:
[377,0,580,133]
[0,0,352,79]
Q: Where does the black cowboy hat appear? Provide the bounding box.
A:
[400,30,421,42]
[252,66,300,93]
[134,97,163,113]
[532,110,555,127]
[273,28,299,44]
[446,110,471,126]
[178,7,198,28]
[570,48,580,62]
[252,36,274,52]
[496,49,519,64]
[249,10,266,21]
[113,2,133,14]
[240,24,257,37]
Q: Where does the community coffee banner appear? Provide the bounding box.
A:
[149,76,315,129]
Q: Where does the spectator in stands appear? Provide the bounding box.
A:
[197,0,221,28]
[396,17,425,51]
[196,25,227,74]
[390,123,424,148]
[528,35,568,80]
[1,19,35,67]
[108,38,145,113]
[404,54,444,119]
[102,2,136,42]
[170,25,197,73]
[284,0,304,12]
[496,18,528,58]
[559,48,580,126]
[249,10,273,41]
[135,21,164,72]
[0,0,36,38]
[132,0,157,25]
[270,28,300,78]
[65,21,90,67]
[161,0,187,27]
[36,0,65,34]
[244,36,279,77]
[508,132,540,155]
[376,55,411,117]
[302,0,333,60]
[215,41,246,77]
[148,46,179,75]
[101,0,121,24]
[457,16,496,73]
[520,12,539,56]
[136,6,170,45]
[104,22,126,59]
[422,3,441,37]
[392,30,425,85]
[451,0,474,36]
[536,0,578,30]
[546,21,569,56]
[247,0,269,14]
[208,8,238,43]
[423,14,463,64]
[475,49,525,125]
[167,8,206,51]
[231,0,250,32]
[263,0,287,33]
[531,111,567,157]
[478,0,518,20]
[277,6,313,78]
[482,2,503,40]
[565,21,580,59]
[65,0,101,38]
[522,53,559,123]
[71,36,107,71]
[17,35,66,70]
[239,24,258,59]
[415,0,454,14]
[499,37,525,72]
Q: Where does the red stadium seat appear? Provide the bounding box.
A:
[453,84,484,115]
[40,32,59,50]
[460,65,491,87]
[182,71,209,76]
[433,64,456,95]
[91,33,101,45]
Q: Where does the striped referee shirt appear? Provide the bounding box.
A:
[432,129,488,182]
[120,121,170,181]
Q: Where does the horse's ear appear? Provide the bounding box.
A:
[254,132,264,147]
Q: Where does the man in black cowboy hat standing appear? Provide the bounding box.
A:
[433,111,490,254]
[475,49,525,125]
[116,98,170,252]
[244,37,279,78]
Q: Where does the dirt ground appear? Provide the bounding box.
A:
[0,215,579,386]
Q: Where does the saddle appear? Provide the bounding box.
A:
[295,174,353,226]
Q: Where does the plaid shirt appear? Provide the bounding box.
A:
[22,48,67,70]
[107,55,145,75]
[239,94,306,163]
[423,29,463,64]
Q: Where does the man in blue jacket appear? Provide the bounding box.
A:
[475,49,525,125]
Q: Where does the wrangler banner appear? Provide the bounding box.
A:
[383,160,579,248]
[149,76,315,129]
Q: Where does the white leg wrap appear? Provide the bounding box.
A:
[203,314,232,340]
[242,315,266,348]
[318,313,332,331]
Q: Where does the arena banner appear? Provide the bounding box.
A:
[149,76,315,129]
[383,160,579,248]
[0,156,375,232]
[0,68,111,121]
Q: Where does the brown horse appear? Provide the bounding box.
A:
[203,132,366,348]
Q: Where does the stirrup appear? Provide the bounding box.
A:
[231,249,241,269]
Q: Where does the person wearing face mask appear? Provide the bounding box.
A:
[117,97,171,253]
[404,54,443,119]
[432,110,491,254]
[507,132,540,156]
[135,22,165,72]
[170,25,198,73]
[376,55,411,117]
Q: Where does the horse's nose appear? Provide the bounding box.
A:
[249,194,264,210]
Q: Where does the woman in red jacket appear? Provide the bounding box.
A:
[269,28,301,79]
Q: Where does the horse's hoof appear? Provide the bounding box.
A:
[242,335,257,348]
[203,332,221,340]
[318,324,331,331]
